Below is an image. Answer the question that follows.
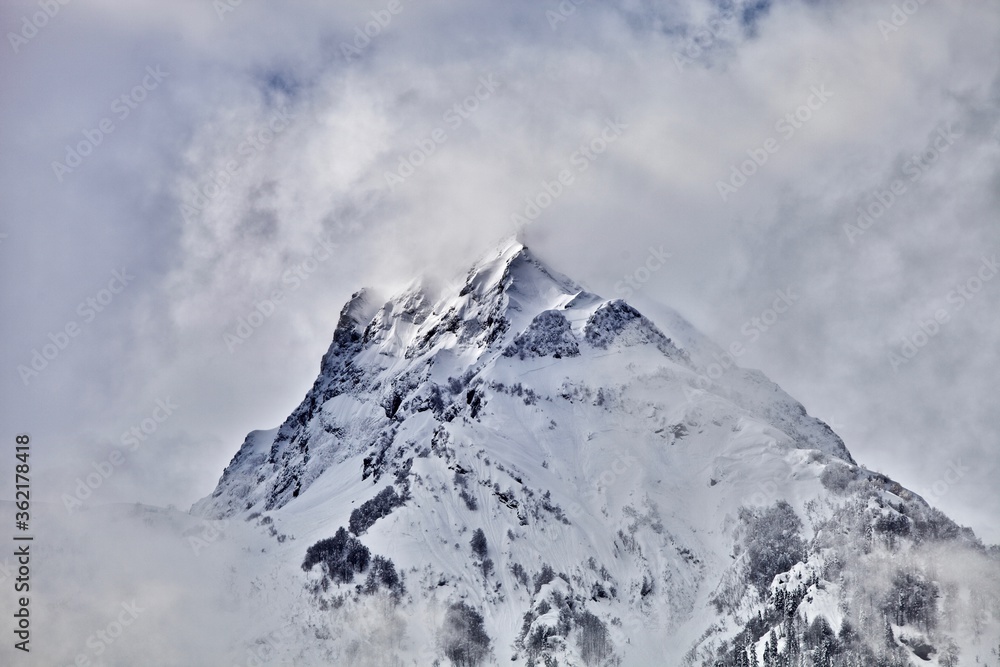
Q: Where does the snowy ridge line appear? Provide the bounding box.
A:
[189,238,997,666]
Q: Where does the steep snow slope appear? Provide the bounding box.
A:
[194,240,999,666]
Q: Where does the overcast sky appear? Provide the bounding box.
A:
[2,0,999,544]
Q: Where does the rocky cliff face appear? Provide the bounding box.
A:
[194,240,999,666]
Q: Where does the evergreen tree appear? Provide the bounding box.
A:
[882,614,894,648]
[763,630,778,667]
[575,610,612,666]
[470,528,488,559]
[783,616,796,657]
[441,602,491,667]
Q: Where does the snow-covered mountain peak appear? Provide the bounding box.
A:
[191,243,997,667]
[198,242,857,516]
[459,240,586,310]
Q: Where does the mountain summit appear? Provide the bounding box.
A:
[196,241,999,666]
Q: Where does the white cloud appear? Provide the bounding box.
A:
[1,0,998,548]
